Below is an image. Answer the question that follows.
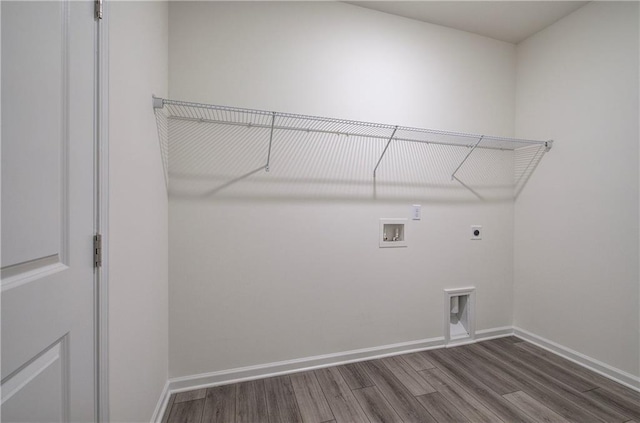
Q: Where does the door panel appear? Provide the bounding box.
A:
[1,1,65,268]
[1,1,97,421]
[2,338,68,422]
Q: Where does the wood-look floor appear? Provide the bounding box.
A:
[162,337,640,423]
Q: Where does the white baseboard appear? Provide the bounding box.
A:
[476,326,513,341]
[150,380,171,423]
[161,326,511,400]
[168,336,445,393]
[513,327,640,392]
[445,326,513,348]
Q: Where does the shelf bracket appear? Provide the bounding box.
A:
[545,140,553,152]
[265,112,276,172]
[452,175,484,200]
[152,96,164,109]
[451,135,484,181]
[373,126,399,178]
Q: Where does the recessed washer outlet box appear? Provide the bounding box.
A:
[444,287,476,346]
[379,218,407,248]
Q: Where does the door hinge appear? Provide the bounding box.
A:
[94,234,102,268]
[95,0,103,20]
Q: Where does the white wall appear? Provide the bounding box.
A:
[514,2,639,377]
[168,2,518,378]
[109,2,169,421]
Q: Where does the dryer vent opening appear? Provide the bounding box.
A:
[444,288,475,346]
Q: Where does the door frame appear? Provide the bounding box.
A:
[96,1,109,421]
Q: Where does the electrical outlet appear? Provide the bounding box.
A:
[471,225,482,240]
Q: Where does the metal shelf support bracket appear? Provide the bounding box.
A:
[451,135,484,181]
[265,112,276,172]
[373,126,399,178]
[152,95,164,109]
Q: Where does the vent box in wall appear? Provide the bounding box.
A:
[379,218,407,248]
[444,287,475,346]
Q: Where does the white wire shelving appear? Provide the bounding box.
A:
[153,96,552,199]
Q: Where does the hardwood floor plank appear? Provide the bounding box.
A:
[380,355,436,395]
[503,391,569,423]
[420,368,503,423]
[442,346,523,395]
[265,376,303,423]
[466,341,586,414]
[167,399,205,423]
[489,338,597,392]
[176,389,207,403]
[338,362,374,390]
[291,371,334,423]
[475,341,627,422]
[425,348,539,423]
[398,351,435,371]
[314,367,369,423]
[161,394,177,423]
[584,388,640,421]
[416,392,469,423]
[352,386,403,423]
[487,340,634,421]
[516,342,640,402]
[361,359,438,423]
[469,343,599,422]
[236,380,268,423]
[202,385,236,423]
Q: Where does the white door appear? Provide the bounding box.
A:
[1,1,98,421]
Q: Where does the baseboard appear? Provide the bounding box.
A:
[513,327,640,392]
[150,380,171,423]
[164,326,512,396]
[168,336,444,393]
[476,326,513,341]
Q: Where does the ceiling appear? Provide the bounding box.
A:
[345,1,589,44]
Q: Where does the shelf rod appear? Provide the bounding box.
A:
[265,112,275,172]
[451,135,484,181]
[373,126,399,178]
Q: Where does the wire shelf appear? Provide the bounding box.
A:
[153,97,552,200]
[157,98,549,150]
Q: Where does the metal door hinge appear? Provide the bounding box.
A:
[95,0,103,20]
[94,234,102,268]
